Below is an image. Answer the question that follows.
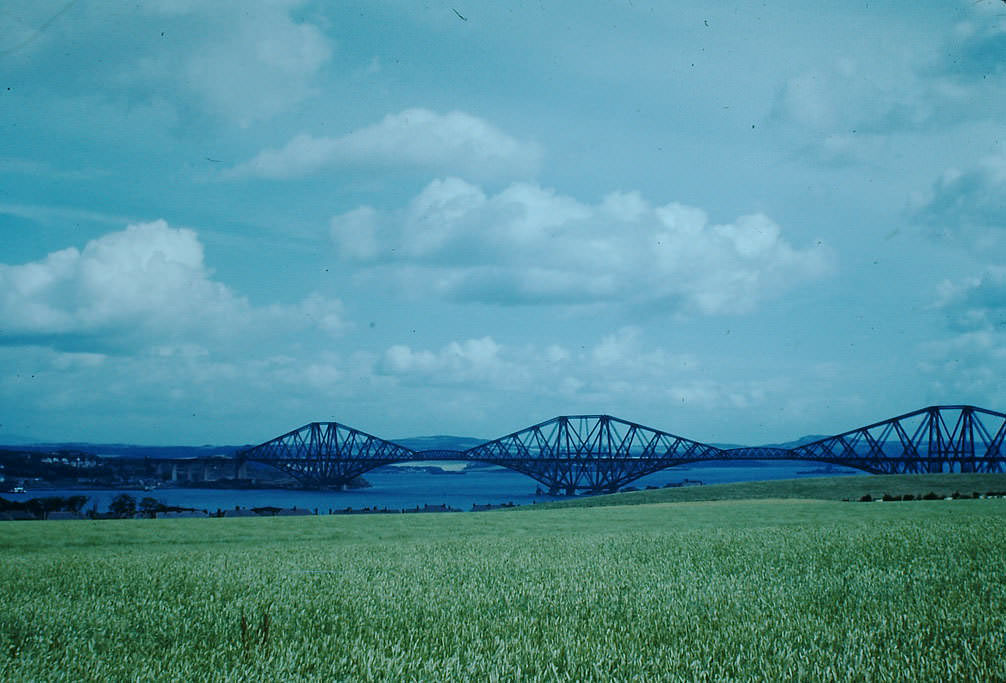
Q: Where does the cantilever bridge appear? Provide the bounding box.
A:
[236,405,1006,495]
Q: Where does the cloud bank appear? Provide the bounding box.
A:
[132,1,333,126]
[330,179,832,314]
[912,155,1006,238]
[0,221,346,351]
[228,109,543,180]
[921,267,1006,404]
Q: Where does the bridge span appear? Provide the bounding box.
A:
[236,405,1006,494]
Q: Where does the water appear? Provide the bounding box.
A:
[3,460,862,514]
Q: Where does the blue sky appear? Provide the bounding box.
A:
[1,0,1004,446]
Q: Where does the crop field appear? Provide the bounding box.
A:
[2,488,1005,680]
[535,472,1006,510]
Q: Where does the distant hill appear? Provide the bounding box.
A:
[391,435,487,452]
[4,443,247,459]
[529,472,1006,510]
[0,432,847,458]
[709,435,832,452]
[758,435,833,449]
[0,433,42,446]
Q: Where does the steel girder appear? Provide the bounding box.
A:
[236,405,1006,490]
[236,422,415,487]
[717,447,798,460]
[462,415,722,494]
[789,405,1006,474]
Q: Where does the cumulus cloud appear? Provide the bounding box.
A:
[0,323,790,443]
[919,329,1006,407]
[330,179,831,314]
[228,109,542,180]
[18,0,333,127]
[378,337,524,388]
[921,267,1006,406]
[772,58,949,136]
[0,221,347,351]
[936,267,1006,333]
[771,23,1006,160]
[179,15,330,126]
[374,330,781,419]
[912,155,1006,238]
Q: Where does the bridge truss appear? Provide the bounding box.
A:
[464,415,722,495]
[789,405,1006,474]
[236,405,1006,492]
[237,422,414,487]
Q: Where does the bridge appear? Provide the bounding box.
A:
[235,405,1006,494]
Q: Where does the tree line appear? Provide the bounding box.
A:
[0,494,193,519]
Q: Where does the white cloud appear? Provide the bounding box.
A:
[98,1,333,127]
[591,327,696,373]
[373,331,783,423]
[294,294,350,337]
[181,15,330,126]
[920,267,1006,406]
[935,267,1006,332]
[771,23,1006,162]
[379,337,521,388]
[228,109,543,179]
[330,179,831,314]
[0,322,795,443]
[912,155,1006,239]
[920,329,1006,406]
[0,221,347,351]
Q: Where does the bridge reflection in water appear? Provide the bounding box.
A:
[236,405,1006,495]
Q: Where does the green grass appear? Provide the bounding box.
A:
[529,472,1006,510]
[1,491,1005,680]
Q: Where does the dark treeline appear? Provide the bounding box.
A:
[853,490,1006,502]
[0,495,89,518]
[0,493,199,520]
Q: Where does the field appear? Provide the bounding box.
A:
[534,472,1006,509]
[2,476,1006,680]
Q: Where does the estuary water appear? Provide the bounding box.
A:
[4,460,863,514]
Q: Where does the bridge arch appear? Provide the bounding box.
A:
[236,405,1006,492]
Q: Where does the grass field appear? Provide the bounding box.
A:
[532,472,1006,510]
[2,476,1005,680]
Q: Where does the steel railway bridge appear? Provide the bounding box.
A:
[235,405,1006,495]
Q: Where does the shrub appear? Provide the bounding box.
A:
[108,494,137,518]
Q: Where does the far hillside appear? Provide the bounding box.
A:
[758,434,833,449]
[391,435,487,451]
[0,444,246,459]
[528,473,1006,510]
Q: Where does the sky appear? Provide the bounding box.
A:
[1,0,1004,446]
